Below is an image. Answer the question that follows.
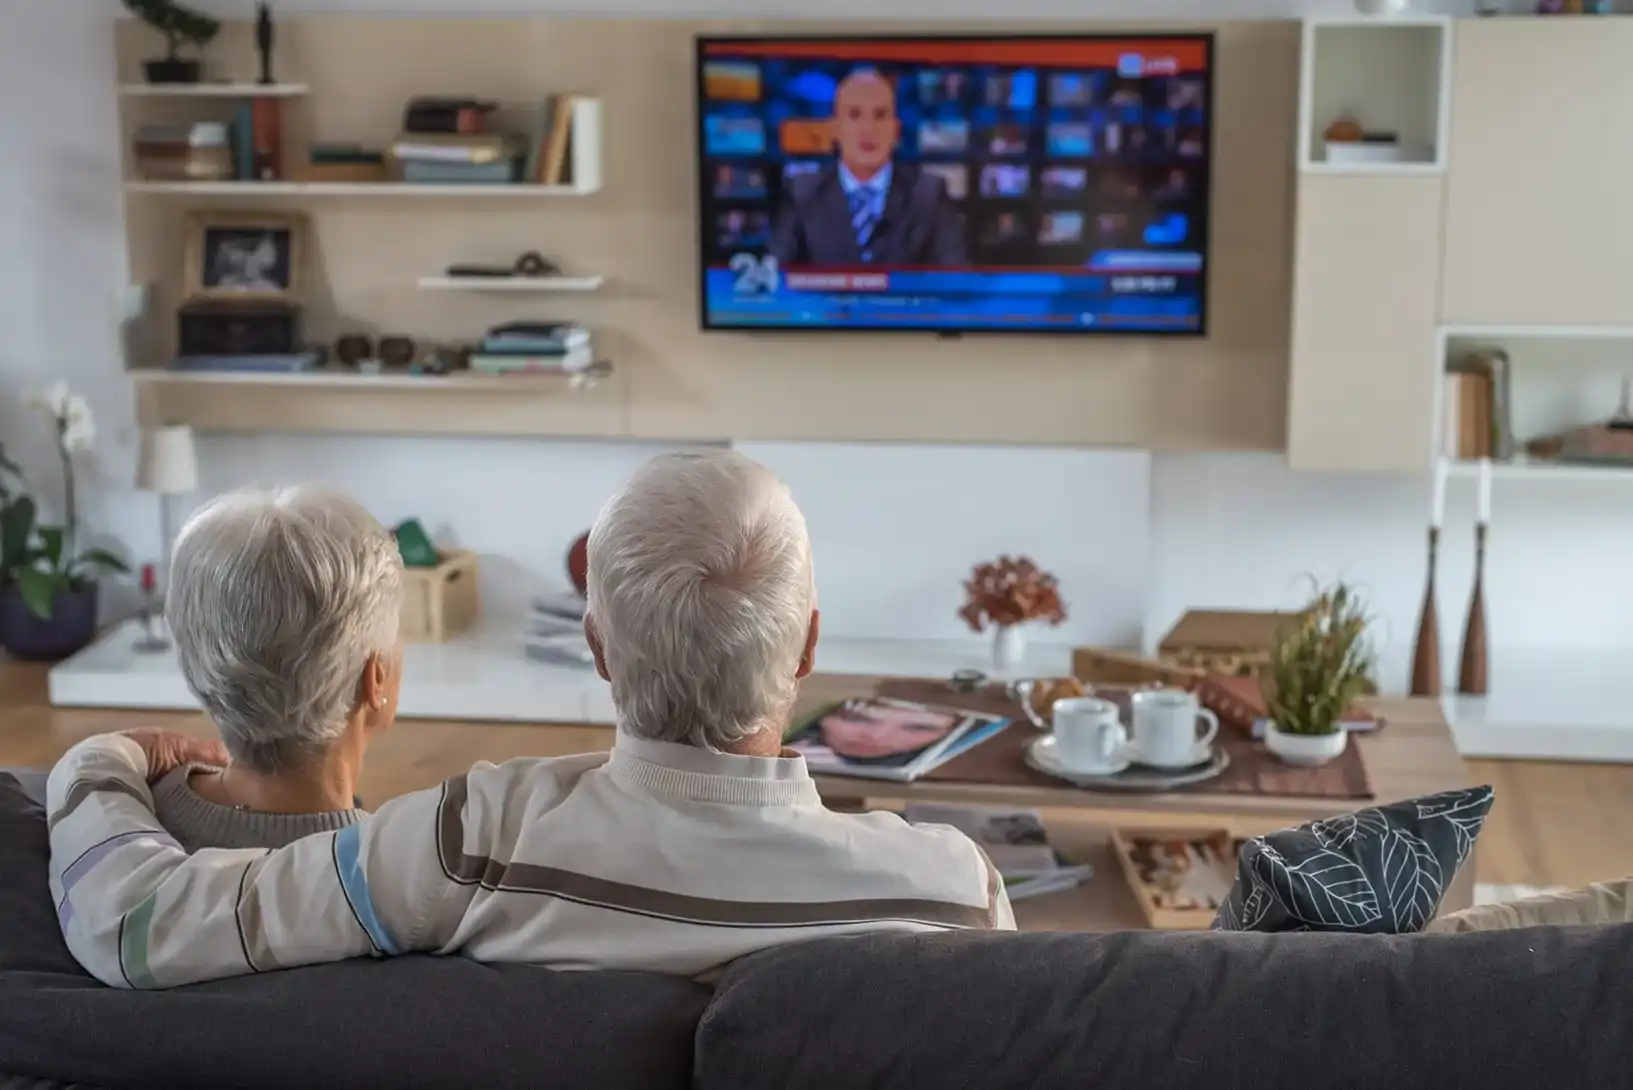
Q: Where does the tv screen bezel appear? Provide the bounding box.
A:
[693,31,1217,338]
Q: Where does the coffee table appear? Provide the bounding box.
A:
[796,675,1474,932]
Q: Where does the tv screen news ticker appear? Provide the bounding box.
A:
[696,34,1213,335]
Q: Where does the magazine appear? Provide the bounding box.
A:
[785,697,1011,782]
[904,803,1094,901]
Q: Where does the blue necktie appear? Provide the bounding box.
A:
[848,187,879,260]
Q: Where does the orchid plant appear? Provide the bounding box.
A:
[5,384,128,619]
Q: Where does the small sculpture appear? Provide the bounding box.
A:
[256,2,276,85]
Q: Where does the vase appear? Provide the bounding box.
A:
[992,624,1026,670]
[1265,723,1348,767]
[0,582,99,662]
[1458,523,1489,695]
[1353,0,1410,14]
[1409,526,1441,696]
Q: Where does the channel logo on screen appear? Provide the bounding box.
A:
[1116,53,1145,77]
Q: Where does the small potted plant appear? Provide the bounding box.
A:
[0,385,129,661]
[1263,580,1375,767]
[958,555,1066,669]
[123,0,221,85]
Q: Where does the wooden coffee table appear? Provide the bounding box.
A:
[797,675,1474,932]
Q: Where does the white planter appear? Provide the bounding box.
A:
[992,624,1026,669]
[1265,723,1349,767]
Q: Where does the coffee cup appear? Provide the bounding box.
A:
[1130,688,1219,769]
[1052,696,1128,772]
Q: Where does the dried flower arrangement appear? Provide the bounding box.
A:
[1265,580,1375,737]
[958,555,1066,632]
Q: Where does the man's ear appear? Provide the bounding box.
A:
[585,615,612,683]
[795,608,821,680]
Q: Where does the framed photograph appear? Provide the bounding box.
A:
[184,211,307,302]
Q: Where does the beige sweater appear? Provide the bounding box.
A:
[48,732,1013,989]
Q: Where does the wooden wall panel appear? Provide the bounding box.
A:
[118,17,1297,449]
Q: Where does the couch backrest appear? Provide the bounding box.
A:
[0,773,709,1090]
[697,925,1633,1090]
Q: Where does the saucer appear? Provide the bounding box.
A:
[1129,743,1215,772]
[1028,735,1131,778]
[1023,735,1230,792]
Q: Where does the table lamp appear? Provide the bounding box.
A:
[135,425,198,652]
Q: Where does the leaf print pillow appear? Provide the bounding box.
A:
[1213,786,1494,934]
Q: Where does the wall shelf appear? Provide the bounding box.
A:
[119,82,309,97]
[1298,17,1451,172]
[123,180,594,197]
[417,275,606,293]
[1446,456,1633,482]
[131,362,611,392]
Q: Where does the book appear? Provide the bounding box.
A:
[391,132,512,164]
[786,698,1012,782]
[468,350,595,374]
[401,160,516,185]
[541,95,577,184]
[523,94,559,184]
[169,351,320,373]
[903,803,1094,902]
[233,102,254,180]
[403,98,496,135]
[1444,370,1493,460]
[1197,673,1379,738]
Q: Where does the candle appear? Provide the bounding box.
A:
[1431,458,1447,529]
[1477,458,1492,525]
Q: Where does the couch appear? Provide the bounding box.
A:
[3,770,1629,1090]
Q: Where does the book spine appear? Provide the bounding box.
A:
[1196,678,1258,737]
[234,103,254,180]
[250,98,282,181]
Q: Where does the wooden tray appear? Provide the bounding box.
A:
[1109,827,1244,931]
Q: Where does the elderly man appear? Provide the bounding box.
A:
[48,450,1013,989]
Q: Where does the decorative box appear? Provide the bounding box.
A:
[178,300,302,356]
[1110,828,1244,930]
[401,550,480,643]
[1156,609,1306,678]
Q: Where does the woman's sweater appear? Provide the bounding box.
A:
[151,765,366,852]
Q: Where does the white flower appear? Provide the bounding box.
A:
[61,399,95,453]
[26,381,71,420]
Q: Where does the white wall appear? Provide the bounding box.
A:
[9,0,1629,707]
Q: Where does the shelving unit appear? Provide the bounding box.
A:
[119,82,308,97]
[124,180,594,197]
[1446,456,1633,482]
[1298,17,1451,172]
[416,275,606,292]
[131,361,612,392]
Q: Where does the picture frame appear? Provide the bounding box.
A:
[184,211,308,302]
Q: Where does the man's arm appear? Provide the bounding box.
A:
[47,734,467,988]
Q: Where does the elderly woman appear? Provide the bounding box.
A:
[147,485,405,851]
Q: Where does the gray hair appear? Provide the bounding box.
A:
[587,450,814,750]
[168,486,404,772]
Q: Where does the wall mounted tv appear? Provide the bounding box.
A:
[695,33,1214,335]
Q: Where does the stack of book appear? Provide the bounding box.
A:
[524,592,592,667]
[468,322,595,374]
[784,697,1012,783]
[392,97,516,185]
[904,804,1095,902]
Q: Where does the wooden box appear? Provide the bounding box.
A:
[1156,609,1305,678]
[1110,827,1244,931]
[401,549,479,642]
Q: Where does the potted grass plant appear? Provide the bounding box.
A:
[1263,580,1375,767]
[0,385,128,661]
[123,0,221,84]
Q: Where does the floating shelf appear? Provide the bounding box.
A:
[123,181,594,197]
[416,275,606,293]
[119,82,309,97]
[130,362,611,392]
[1447,456,1633,482]
[1298,16,1451,173]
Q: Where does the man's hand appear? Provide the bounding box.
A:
[119,728,229,782]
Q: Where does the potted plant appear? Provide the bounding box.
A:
[123,0,221,85]
[958,555,1066,669]
[1263,581,1375,767]
[0,385,128,661]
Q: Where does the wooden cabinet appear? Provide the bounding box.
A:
[1442,21,1633,326]
[1287,173,1444,473]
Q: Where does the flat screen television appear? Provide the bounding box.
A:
[695,33,1214,335]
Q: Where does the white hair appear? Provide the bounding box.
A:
[167,486,403,772]
[587,450,815,750]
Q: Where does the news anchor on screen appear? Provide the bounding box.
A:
[770,69,966,267]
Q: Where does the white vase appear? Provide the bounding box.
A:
[992,624,1026,670]
[1265,723,1349,767]
[1353,0,1410,14]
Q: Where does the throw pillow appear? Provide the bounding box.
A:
[1213,785,1494,934]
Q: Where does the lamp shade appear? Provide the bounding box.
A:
[137,425,199,495]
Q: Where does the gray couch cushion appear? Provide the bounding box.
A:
[0,773,709,1090]
[698,927,1633,1090]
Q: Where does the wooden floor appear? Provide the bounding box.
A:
[4,662,1630,888]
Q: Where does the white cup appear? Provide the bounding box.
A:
[1052,696,1128,772]
[1130,688,1219,769]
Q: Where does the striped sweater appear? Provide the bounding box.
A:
[47,732,1014,989]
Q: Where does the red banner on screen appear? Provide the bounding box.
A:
[701,37,1210,73]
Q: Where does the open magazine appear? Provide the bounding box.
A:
[905,803,1095,902]
[785,697,1011,782]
